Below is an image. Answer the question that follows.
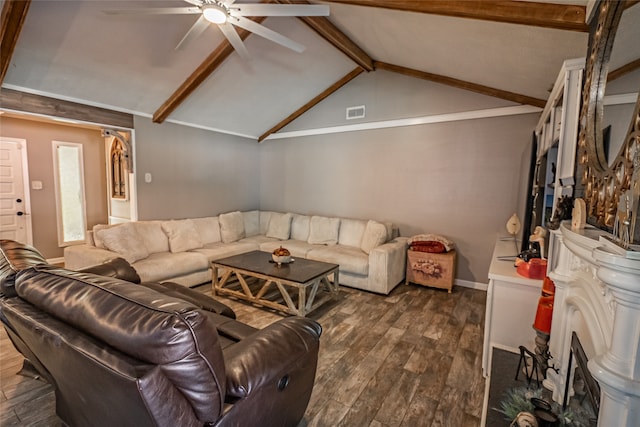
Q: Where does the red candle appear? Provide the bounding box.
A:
[533,296,554,334]
[542,276,556,297]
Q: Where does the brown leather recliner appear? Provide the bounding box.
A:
[0,241,322,427]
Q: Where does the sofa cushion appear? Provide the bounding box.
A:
[338,218,367,248]
[192,241,260,262]
[259,211,276,235]
[240,235,278,246]
[360,220,389,254]
[162,219,203,253]
[219,211,246,243]
[307,216,340,246]
[92,223,120,249]
[243,211,260,237]
[259,240,315,258]
[132,251,210,283]
[97,222,150,263]
[266,213,293,240]
[307,245,369,276]
[192,217,222,244]
[291,214,310,241]
[134,221,170,254]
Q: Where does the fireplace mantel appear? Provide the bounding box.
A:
[545,221,640,426]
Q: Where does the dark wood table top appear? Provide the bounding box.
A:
[211,250,338,284]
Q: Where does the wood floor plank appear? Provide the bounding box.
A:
[372,370,420,426]
[0,283,487,426]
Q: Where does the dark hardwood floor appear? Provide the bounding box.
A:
[1,283,486,426]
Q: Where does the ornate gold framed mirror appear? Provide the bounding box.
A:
[576,0,640,247]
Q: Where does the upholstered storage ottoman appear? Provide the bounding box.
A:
[405,249,456,293]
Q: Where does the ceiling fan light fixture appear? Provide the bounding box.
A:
[202,4,227,24]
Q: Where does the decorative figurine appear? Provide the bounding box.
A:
[506,213,522,254]
[529,226,547,259]
[547,196,574,230]
[571,198,587,230]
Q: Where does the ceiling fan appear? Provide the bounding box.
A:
[104,1,330,60]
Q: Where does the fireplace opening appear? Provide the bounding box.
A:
[563,331,599,426]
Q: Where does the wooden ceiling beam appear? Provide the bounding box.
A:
[259,67,363,141]
[0,0,31,85]
[153,18,266,124]
[276,0,374,71]
[374,61,546,108]
[326,0,589,32]
[0,88,134,129]
[608,58,640,82]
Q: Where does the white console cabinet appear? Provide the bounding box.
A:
[482,238,543,377]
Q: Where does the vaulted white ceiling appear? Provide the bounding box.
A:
[2,0,633,141]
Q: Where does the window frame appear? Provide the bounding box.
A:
[52,140,88,246]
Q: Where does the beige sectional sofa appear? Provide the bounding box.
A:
[64,210,409,295]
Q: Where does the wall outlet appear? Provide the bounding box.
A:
[144,173,152,183]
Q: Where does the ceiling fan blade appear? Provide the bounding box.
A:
[219,23,250,60]
[175,15,210,50]
[233,16,306,53]
[230,4,329,17]
[103,7,200,16]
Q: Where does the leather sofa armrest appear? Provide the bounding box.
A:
[63,245,119,271]
[78,257,141,283]
[1,240,48,297]
[139,281,236,319]
[223,317,321,398]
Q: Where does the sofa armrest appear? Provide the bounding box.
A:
[64,245,120,271]
[139,281,236,319]
[223,317,321,398]
[78,257,141,283]
[367,237,409,294]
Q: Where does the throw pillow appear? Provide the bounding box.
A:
[307,216,340,245]
[243,210,260,237]
[92,223,119,249]
[360,220,388,254]
[219,211,246,243]
[161,219,203,253]
[191,216,221,244]
[266,213,293,240]
[97,222,150,263]
[291,214,310,241]
[134,221,170,254]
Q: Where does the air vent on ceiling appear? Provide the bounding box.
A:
[346,105,365,120]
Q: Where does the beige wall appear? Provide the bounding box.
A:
[260,71,539,284]
[0,116,107,258]
[259,113,538,284]
[133,117,260,220]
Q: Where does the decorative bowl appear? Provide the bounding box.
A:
[272,254,292,264]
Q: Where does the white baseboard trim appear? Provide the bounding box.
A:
[47,257,65,266]
[455,279,488,291]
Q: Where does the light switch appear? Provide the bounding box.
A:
[31,180,43,190]
[144,173,152,183]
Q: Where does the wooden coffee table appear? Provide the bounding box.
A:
[211,250,339,317]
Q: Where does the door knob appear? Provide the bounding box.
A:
[17,212,24,216]
[16,198,22,203]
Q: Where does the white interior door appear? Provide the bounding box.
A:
[0,137,33,243]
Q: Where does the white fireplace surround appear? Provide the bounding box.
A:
[545,221,640,426]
